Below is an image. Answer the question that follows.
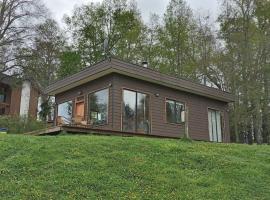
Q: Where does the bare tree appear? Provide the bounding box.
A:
[0,0,46,77]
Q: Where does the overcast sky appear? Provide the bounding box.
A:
[44,0,220,26]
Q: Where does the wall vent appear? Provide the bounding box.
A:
[142,61,148,68]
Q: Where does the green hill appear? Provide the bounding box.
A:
[0,134,269,200]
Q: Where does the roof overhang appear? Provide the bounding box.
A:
[45,58,235,103]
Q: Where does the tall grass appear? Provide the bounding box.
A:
[0,116,46,134]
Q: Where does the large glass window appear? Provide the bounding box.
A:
[166,99,185,124]
[122,89,150,134]
[58,101,73,124]
[89,88,109,125]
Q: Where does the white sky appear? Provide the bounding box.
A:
[44,0,220,26]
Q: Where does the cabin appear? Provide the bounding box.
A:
[0,75,40,118]
[45,58,234,142]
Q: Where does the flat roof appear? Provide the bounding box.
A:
[45,58,234,103]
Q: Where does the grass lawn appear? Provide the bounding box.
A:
[0,134,269,200]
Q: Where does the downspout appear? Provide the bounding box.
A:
[111,77,114,130]
[54,102,58,127]
[185,105,189,138]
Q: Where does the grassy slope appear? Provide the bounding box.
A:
[0,134,269,200]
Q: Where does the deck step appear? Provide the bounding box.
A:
[24,126,62,136]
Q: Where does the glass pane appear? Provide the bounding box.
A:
[175,102,184,123]
[137,93,150,134]
[166,100,175,123]
[89,89,109,125]
[58,101,73,124]
[0,94,5,103]
[208,109,223,142]
[0,88,6,103]
[211,111,217,142]
[122,90,136,132]
[216,111,222,142]
[208,110,213,141]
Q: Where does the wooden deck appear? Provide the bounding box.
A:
[24,126,62,136]
[60,125,136,137]
[24,125,117,136]
[24,124,177,139]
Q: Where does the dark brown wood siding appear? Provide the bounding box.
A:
[54,73,230,142]
[112,74,230,142]
[55,75,114,131]
[29,86,39,119]
[1,81,40,117]
[9,87,21,116]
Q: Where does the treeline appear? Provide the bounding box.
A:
[0,0,269,144]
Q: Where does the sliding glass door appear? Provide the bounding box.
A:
[136,92,150,133]
[208,109,222,142]
[122,90,136,132]
[122,89,150,134]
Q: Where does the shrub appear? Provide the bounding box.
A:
[0,116,46,134]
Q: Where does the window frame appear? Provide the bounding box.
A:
[87,87,110,126]
[121,88,151,134]
[165,98,185,125]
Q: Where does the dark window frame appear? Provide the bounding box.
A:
[121,88,151,134]
[88,88,109,126]
[165,98,185,125]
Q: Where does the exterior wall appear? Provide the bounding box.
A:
[28,85,40,118]
[112,74,230,142]
[55,75,113,131]
[1,81,39,118]
[54,73,230,142]
[9,87,22,116]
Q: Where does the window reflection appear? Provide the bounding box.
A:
[166,99,185,124]
[58,101,73,124]
[123,90,136,132]
[137,93,150,134]
[89,88,109,125]
[122,89,150,134]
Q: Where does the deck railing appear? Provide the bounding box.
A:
[57,115,89,126]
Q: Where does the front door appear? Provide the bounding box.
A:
[75,102,84,117]
[208,109,222,142]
